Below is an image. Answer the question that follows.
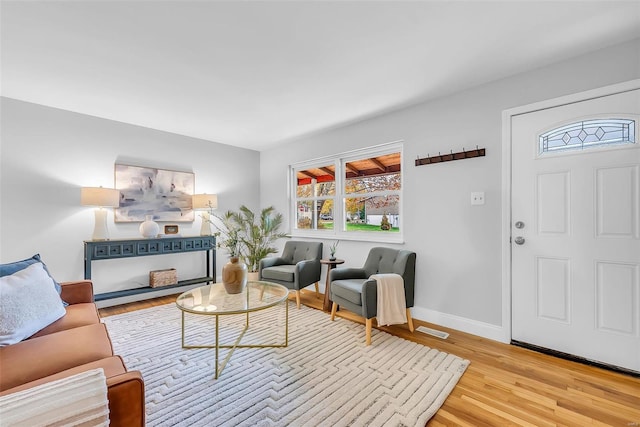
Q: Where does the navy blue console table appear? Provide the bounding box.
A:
[84,236,216,302]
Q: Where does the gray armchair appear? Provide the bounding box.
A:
[259,241,323,309]
[329,247,416,345]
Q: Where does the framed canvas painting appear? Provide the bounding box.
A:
[114,164,195,222]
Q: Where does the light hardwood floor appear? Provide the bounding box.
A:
[100,290,640,426]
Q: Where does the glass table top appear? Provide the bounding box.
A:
[175,281,288,315]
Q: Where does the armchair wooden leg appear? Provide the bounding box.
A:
[406,308,415,332]
[295,290,301,309]
[365,319,372,346]
[330,302,337,321]
[314,282,319,298]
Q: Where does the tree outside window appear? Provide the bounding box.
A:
[295,165,335,230]
[291,144,402,240]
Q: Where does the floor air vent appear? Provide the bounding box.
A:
[416,326,449,339]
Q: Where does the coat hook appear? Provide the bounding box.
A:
[416,146,485,167]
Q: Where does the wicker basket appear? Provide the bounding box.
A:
[149,268,177,288]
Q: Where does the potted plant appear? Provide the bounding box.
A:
[235,205,289,277]
[329,240,339,261]
[206,210,247,293]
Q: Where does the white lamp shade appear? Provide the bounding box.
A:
[192,194,218,210]
[81,187,120,207]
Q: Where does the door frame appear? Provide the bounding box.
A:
[500,79,640,344]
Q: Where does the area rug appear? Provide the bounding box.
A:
[103,302,469,426]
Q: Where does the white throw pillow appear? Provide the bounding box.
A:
[0,262,66,346]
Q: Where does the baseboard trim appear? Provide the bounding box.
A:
[411,306,508,343]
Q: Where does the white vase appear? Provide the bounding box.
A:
[139,215,160,238]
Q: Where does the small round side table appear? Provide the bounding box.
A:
[320,258,345,312]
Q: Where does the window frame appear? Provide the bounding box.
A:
[289,141,404,244]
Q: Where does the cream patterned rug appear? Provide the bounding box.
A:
[103,302,469,426]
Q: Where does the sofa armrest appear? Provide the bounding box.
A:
[107,371,145,427]
[295,259,321,288]
[361,279,378,319]
[0,324,113,391]
[329,268,367,282]
[259,257,286,273]
[60,281,94,304]
[0,367,145,427]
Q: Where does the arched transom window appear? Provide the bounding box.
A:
[539,118,635,155]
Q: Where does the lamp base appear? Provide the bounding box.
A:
[200,211,212,236]
[92,208,110,241]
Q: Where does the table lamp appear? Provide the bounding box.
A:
[192,193,218,236]
[81,186,120,240]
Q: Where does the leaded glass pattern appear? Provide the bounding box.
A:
[539,119,635,155]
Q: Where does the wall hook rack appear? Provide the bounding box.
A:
[415,146,486,166]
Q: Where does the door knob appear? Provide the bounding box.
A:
[514,236,525,245]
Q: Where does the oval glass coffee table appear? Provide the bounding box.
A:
[176,281,289,379]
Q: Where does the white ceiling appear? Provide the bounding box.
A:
[2,1,639,151]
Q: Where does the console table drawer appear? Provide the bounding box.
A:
[183,238,212,251]
[162,240,185,252]
[138,242,162,254]
[110,244,135,256]
[92,243,136,258]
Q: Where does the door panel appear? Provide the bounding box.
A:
[595,261,638,335]
[536,256,570,322]
[511,88,640,372]
[536,172,570,236]
[596,165,639,238]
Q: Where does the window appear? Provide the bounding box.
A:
[294,162,336,231]
[291,142,402,242]
[539,118,635,155]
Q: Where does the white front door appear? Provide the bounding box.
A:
[511,88,640,372]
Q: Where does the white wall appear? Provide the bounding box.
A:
[260,38,640,340]
[2,39,638,337]
[0,98,260,297]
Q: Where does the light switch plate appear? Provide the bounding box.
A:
[471,192,485,205]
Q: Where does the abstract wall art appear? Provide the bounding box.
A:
[114,164,195,222]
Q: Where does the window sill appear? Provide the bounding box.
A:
[290,230,404,245]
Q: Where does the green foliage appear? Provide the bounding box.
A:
[205,205,288,265]
[297,217,312,229]
[380,213,391,230]
[207,210,242,257]
[235,205,289,272]
[329,240,339,257]
[346,223,399,232]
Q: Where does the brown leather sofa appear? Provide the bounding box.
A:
[0,280,145,426]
